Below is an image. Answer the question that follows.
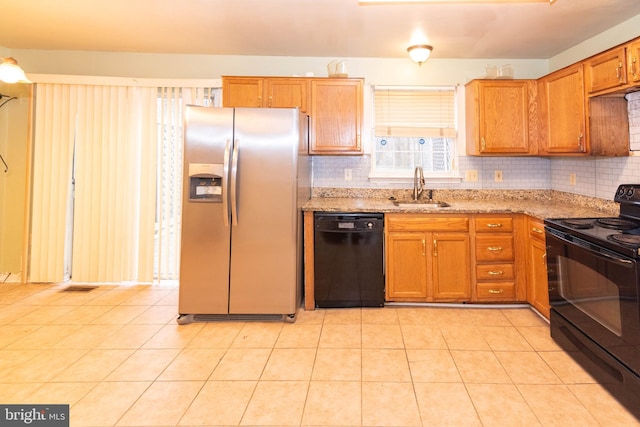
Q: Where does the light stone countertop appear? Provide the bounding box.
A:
[302,189,619,220]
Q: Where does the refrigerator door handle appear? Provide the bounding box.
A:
[222,139,231,227]
[230,140,239,226]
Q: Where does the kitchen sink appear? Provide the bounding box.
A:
[392,199,451,208]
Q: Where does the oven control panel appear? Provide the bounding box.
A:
[615,184,640,203]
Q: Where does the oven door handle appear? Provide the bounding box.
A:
[596,249,634,266]
[548,229,635,268]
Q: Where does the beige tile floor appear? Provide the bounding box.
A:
[1,282,639,426]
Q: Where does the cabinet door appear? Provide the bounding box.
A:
[265,78,309,112]
[222,77,263,107]
[468,80,531,154]
[628,41,640,84]
[432,233,471,300]
[310,79,363,154]
[386,232,428,300]
[539,64,587,154]
[528,237,550,318]
[586,47,627,94]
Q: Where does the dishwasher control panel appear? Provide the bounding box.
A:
[314,213,384,232]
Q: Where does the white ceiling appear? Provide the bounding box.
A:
[1,0,640,60]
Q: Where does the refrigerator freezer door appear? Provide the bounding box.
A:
[228,108,301,314]
[179,106,234,315]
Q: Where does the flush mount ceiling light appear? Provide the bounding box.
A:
[360,0,556,3]
[0,57,31,84]
[407,45,433,65]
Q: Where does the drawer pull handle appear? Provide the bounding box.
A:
[488,270,504,276]
[422,239,426,256]
[486,223,502,228]
[488,288,504,294]
[531,227,543,234]
[487,246,503,252]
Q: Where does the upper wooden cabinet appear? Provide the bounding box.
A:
[538,63,588,155]
[465,80,537,156]
[223,76,363,155]
[222,76,309,112]
[628,40,640,85]
[309,78,363,155]
[585,47,627,94]
[586,39,640,95]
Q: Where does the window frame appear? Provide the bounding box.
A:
[368,85,462,182]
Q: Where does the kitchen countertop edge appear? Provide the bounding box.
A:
[303,197,616,220]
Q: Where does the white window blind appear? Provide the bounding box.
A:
[374,87,456,138]
[372,86,457,177]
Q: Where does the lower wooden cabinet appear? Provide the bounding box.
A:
[526,216,550,318]
[473,215,519,302]
[385,214,471,302]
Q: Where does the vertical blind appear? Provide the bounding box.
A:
[30,84,77,282]
[30,79,219,284]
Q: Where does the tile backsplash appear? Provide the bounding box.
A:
[312,93,640,201]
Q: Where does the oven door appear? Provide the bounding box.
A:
[546,226,640,374]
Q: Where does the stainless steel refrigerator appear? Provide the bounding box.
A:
[177,107,310,323]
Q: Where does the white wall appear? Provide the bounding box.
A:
[549,14,640,72]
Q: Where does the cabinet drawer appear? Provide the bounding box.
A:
[476,263,515,281]
[477,282,516,300]
[528,220,545,241]
[476,235,514,261]
[475,217,514,232]
[386,215,469,232]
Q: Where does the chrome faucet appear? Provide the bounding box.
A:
[413,166,425,201]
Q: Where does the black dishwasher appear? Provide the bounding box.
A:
[314,213,385,308]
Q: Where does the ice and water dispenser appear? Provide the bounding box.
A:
[187,163,224,202]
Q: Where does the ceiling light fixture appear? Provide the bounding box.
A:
[407,45,433,65]
[0,57,31,84]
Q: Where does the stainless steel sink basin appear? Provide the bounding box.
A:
[392,200,450,208]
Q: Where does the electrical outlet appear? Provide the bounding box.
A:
[465,169,478,182]
[569,173,576,185]
[494,170,503,182]
[344,168,352,181]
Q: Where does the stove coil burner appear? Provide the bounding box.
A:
[562,219,595,229]
[607,234,640,247]
[597,218,639,230]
